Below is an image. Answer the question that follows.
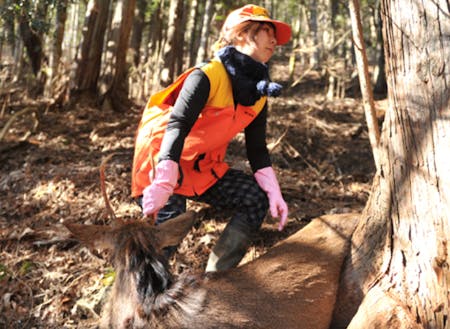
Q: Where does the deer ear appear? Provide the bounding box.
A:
[64,223,117,252]
[153,211,196,249]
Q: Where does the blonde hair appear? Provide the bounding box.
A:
[212,21,273,53]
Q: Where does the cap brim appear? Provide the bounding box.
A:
[271,20,292,45]
[247,17,292,45]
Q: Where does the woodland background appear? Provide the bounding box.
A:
[0,0,388,328]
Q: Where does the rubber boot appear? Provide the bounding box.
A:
[205,225,252,272]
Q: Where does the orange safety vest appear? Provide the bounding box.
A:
[131,59,267,197]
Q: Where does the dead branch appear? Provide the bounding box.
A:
[330,29,353,52]
[0,87,21,99]
[1,91,11,118]
[305,113,339,136]
[295,149,322,177]
[268,128,289,152]
[291,66,314,88]
[282,141,301,158]
[0,107,37,142]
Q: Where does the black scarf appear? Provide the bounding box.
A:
[216,46,282,106]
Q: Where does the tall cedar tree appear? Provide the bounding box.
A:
[332,1,450,328]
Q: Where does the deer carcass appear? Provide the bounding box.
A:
[66,211,358,329]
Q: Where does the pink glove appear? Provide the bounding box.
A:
[142,159,178,216]
[254,167,288,231]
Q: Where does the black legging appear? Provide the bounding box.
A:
[144,168,269,234]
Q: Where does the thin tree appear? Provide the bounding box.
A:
[1,0,16,62]
[45,0,68,97]
[348,0,380,170]
[185,0,199,68]
[130,0,147,67]
[287,4,301,85]
[332,0,450,328]
[158,0,184,87]
[174,0,186,77]
[17,2,45,77]
[308,0,319,69]
[144,0,164,96]
[100,0,136,112]
[372,1,387,95]
[195,0,213,65]
[74,0,111,93]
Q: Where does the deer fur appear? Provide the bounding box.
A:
[66,211,359,329]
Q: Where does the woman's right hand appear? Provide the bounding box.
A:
[142,160,179,216]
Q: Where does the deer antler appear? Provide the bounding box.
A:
[100,153,124,227]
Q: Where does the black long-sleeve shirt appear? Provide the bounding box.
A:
[158,68,271,173]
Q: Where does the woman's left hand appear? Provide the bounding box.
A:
[254,167,289,231]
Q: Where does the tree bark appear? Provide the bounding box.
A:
[16,0,49,95]
[53,0,68,75]
[100,0,136,112]
[18,9,44,76]
[186,0,199,68]
[308,0,320,69]
[45,0,68,97]
[145,0,164,95]
[288,5,301,85]
[2,0,16,57]
[373,3,387,96]
[195,0,213,65]
[158,0,184,87]
[173,0,185,77]
[74,0,111,93]
[130,0,147,67]
[332,1,450,328]
[147,0,164,61]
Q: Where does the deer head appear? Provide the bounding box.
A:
[65,211,197,328]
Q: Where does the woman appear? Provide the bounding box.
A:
[132,4,291,272]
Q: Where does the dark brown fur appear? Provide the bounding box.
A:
[102,222,205,328]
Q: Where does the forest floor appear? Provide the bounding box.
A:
[0,61,381,328]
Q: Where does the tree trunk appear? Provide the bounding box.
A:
[373,3,387,96]
[288,5,301,85]
[195,0,213,65]
[298,4,309,67]
[308,0,320,69]
[2,1,16,58]
[65,1,80,63]
[100,0,136,112]
[145,0,164,95]
[18,10,44,76]
[130,0,147,67]
[158,0,184,87]
[373,42,387,95]
[53,0,68,75]
[74,0,111,93]
[332,1,450,328]
[45,0,68,97]
[186,0,199,68]
[173,0,185,77]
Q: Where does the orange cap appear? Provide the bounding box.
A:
[222,4,292,45]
